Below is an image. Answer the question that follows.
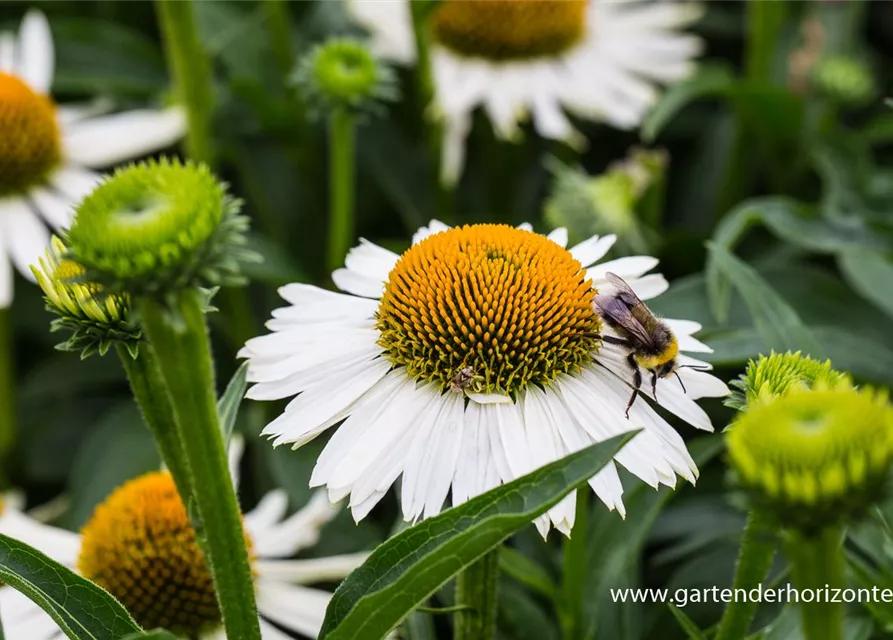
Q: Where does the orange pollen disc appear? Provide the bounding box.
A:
[0,72,61,197]
[77,472,254,636]
[431,0,589,61]
[376,224,601,396]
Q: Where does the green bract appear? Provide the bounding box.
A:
[726,351,851,411]
[32,236,141,359]
[727,387,893,533]
[66,158,254,298]
[293,38,398,118]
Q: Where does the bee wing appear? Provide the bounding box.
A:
[594,291,656,348]
[603,272,646,308]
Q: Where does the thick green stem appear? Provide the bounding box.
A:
[156,0,216,165]
[140,289,260,640]
[264,0,295,78]
[454,549,500,640]
[115,343,194,503]
[327,108,356,274]
[746,0,788,84]
[715,510,776,640]
[784,527,845,640]
[0,309,14,487]
[560,490,589,640]
[410,1,451,214]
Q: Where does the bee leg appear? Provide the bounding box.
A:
[651,372,658,401]
[603,335,633,347]
[625,353,641,419]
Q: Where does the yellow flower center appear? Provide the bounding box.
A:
[78,472,253,636]
[0,72,61,197]
[431,0,588,61]
[376,224,601,396]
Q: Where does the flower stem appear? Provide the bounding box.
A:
[454,549,500,640]
[115,343,194,503]
[327,108,356,274]
[156,0,215,165]
[140,289,261,640]
[264,0,295,78]
[0,308,14,487]
[715,510,776,640]
[410,1,451,212]
[784,526,845,640]
[560,490,588,640]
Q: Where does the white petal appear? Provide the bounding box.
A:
[0,232,12,308]
[411,219,451,246]
[0,34,14,72]
[466,392,513,405]
[244,490,290,535]
[0,198,49,281]
[49,165,101,202]
[517,222,534,232]
[623,274,669,300]
[253,491,340,558]
[588,256,659,281]
[63,107,186,168]
[30,187,74,230]
[441,114,471,186]
[343,239,400,282]
[258,620,296,640]
[255,580,330,639]
[228,434,245,491]
[571,234,616,268]
[331,267,385,298]
[347,0,416,64]
[17,10,53,94]
[401,390,455,521]
[262,358,391,448]
[254,552,369,584]
[0,509,80,565]
[547,227,569,248]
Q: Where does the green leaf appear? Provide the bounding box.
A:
[0,533,142,639]
[120,632,180,640]
[642,64,735,141]
[581,436,724,640]
[846,552,893,632]
[838,251,893,320]
[319,432,639,640]
[499,546,558,599]
[217,362,249,444]
[705,243,823,358]
[667,604,709,640]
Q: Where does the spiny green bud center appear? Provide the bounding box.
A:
[65,158,251,298]
[68,159,224,281]
[726,351,851,411]
[294,38,397,116]
[727,387,893,532]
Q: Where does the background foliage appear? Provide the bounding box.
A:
[3,1,893,638]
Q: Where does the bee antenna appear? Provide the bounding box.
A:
[680,364,711,372]
[673,371,687,394]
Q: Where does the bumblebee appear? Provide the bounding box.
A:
[594,272,687,418]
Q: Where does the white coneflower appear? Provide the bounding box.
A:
[0,10,186,307]
[348,0,702,183]
[241,221,728,536]
[0,448,367,639]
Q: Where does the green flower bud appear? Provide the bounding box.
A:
[811,55,876,106]
[727,387,893,533]
[66,158,256,299]
[544,149,665,253]
[726,351,852,411]
[293,38,398,119]
[32,237,141,359]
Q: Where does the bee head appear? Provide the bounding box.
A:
[657,359,678,378]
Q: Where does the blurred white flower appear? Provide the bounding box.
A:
[0,442,366,639]
[348,0,703,183]
[0,10,186,308]
[241,221,728,537]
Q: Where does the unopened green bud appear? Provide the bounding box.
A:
[727,387,893,533]
[66,158,256,300]
[32,237,140,359]
[726,351,852,411]
[811,55,876,106]
[293,38,398,119]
